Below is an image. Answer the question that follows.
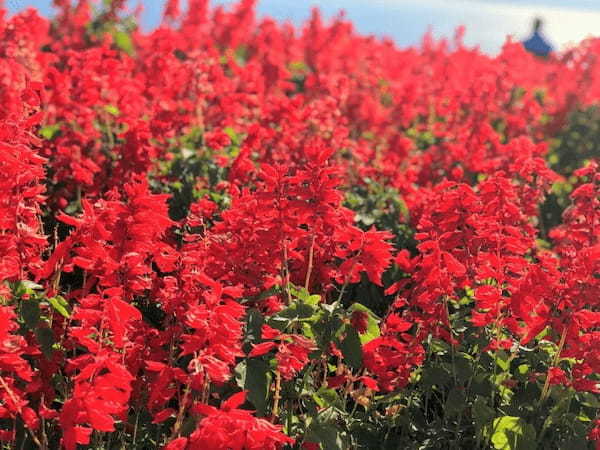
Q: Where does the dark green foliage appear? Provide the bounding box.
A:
[150,127,236,221]
[541,106,600,234]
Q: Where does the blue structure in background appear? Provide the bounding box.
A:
[522,17,554,57]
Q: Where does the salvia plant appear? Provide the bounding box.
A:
[0,1,598,449]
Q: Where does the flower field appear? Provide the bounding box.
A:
[1,0,599,448]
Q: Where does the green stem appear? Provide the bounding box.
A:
[539,325,568,406]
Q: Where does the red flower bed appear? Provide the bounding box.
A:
[0,1,599,448]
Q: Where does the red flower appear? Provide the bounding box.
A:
[351,310,369,334]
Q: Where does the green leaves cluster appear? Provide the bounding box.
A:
[541,106,600,234]
[234,285,385,449]
[151,126,238,221]
[363,294,597,450]
[345,177,413,250]
[6,281,71,359]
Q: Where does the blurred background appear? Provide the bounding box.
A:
[6,0,600,54]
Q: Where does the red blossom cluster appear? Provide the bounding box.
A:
[0,0,599,448]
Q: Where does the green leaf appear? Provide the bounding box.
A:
[340,326,363,371]
[234,360,246,386]
[311,311,344,350]
[288,286,321,310]
[112,30,133,54]
[21,300,40,329]
[39,123,61,140]
[445,388,467,417]
[579,392,600,408]
[223,126,240,145]
[472,372,494,397]
[289,286,311,302]
[245,309,264,345]
[490,416,536,450]
[545,391,573,427]
[48,296,71,318]
[495,374,515,404]
[305,421,345,450]
[300,322,315,340]
[348,304,380,344]
[21,281,43,290]
[473,395,495,438]
[454,353,473,383]
[494,350,511,372]
[235,359,271,416]
[35,327,55,359]
[313,386,343,409]
[429,338,450,354]
[516,364,529,376]
[15,280,43,297]
[421,366,451,388]
[271,293,316,327]
[180,416,197,437]
[250,286,281,303]
[104,104,121,117]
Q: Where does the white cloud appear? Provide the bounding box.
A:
[367,0,600,52]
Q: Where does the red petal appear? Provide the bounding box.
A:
[359,376,379,391]
[152,408,176,424]
[442,252,466,277]
[222,391,247,410]
[327,375,347,389]
[248,341,277,357]
[165,437,188,450]
[87,409,114,432]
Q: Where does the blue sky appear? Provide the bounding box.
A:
[7,0,600,53]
